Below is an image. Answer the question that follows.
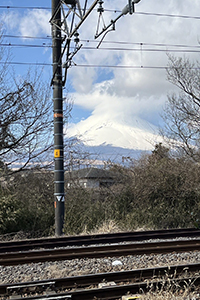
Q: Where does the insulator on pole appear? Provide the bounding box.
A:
[97,0,104,13]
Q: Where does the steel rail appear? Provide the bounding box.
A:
[1,228,200,253]
[1,262,200,297]
[1,238,200,266]
[2,276,200,300]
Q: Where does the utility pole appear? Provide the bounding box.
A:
[51,0,98,236]
[51,0,141,236]
[51,0,65,236]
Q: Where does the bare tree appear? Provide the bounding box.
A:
[0,30,73,172]
[162,54,200,161]
[0,68,54,171]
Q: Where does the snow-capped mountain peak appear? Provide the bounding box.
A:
[67,114,163,151]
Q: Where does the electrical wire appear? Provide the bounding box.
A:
[82,46,200,54]
[0,35,196,49]
[105,9,200,20]
[0,6,51,10]
[1,35,200,53]
[76,64,167,69]
[0,61,52,66]
[1,43,52,48]
[135,11,200,20]
[2,35,200,51]
[1,61,200,70]
[2,34,51,40]
[2,42,200,54]
[0,5,200,21]
[82,39,200,49]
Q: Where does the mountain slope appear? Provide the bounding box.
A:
[67,114,163,151]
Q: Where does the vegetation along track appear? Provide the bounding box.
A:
[0,227,200,253]
[1,230,200,266]
[1,263,200,299]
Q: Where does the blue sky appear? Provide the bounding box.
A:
[1,0,200,151]
[0,0,52,78]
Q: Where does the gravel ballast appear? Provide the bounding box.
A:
[1,250,200,284]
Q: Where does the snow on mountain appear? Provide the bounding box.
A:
[66,113,163,154]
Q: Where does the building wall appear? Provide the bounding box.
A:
[79,179,100,188]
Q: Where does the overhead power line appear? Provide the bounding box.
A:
[135,11,200,20]
[82,46,200,54]
[0,5,200,20]
[82,39,200,49]
[1,43,52,48]
[76,64,167,69]
[106,9,200,20]
[2,42,200,54]
[0,6,51,10]
[2,34,51,40]
[3,34,200,49]
[1,61,200,71]
[0,61,51,66]
[3,34,200,50]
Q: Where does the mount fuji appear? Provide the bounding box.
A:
[66,113,164,164]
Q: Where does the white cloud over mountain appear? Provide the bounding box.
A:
[66,82,164,151]
[66,0,200,152]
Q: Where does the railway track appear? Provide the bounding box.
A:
[1,262,200,299]
[1,238,200,266]
[0,227,200,253]
[1,229,200,299]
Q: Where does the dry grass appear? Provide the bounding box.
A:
[81,220,123,235]
[138,275,199,299]
[139,289,198,299]
[81,220,153,235]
